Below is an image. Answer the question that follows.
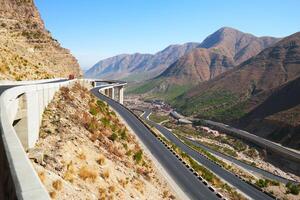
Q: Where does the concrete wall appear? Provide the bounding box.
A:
[0,79,92,200]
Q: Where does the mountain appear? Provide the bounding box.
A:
[0,0,81,80]
[85,42,199,81]
[129,27,279,100]
[199,27,280,65]
[173,32,300,149]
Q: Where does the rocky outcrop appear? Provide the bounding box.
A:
[0,0,81,80]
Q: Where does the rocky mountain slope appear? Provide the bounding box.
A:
[85,43,200,81]
[129,27,279,100]
[198,27,280,65]
[174,32,300,149]
[0,0,81,80]
[30,83,176,199]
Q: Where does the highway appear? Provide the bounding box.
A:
[141,110,274,200]
[91,87,220,200]
[185,137,297,184]
[204,120,300,163]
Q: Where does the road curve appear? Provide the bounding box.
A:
[91,87,220,200]
[141,110,274,200]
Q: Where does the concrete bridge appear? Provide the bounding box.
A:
[0,78,125,200]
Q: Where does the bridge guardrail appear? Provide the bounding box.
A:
[0,79,92,200]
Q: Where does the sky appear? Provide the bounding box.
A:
[35,0,300,70]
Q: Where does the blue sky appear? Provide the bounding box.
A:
[35,0,300,70]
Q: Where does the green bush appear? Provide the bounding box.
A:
[109,133,118,142]
[286,182,300,195]
[256,179,269,188]
[101,117,110,127]
[120,129,127,140]
[89,107,98,115]
[133,150,143,163]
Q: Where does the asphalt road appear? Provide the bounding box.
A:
[185,137,297,184]
[204,120,300,163]
[91,88,220,200]
[141,110,274,200]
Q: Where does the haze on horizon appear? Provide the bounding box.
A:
[35,0,300,70]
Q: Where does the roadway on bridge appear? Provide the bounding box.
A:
[0,79,67,95]
[141,109,273,200]
[91,87,220,200]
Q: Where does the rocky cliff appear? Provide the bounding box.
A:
[0,0,81,80]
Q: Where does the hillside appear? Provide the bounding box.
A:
[0,0,81,80]
[85,43,199,81]
[129,27,279,100]
[174,32,300,149]
[29,83,176,199]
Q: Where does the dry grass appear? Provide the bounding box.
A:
[163,190,169,198]
[78,166,98,182]
[49,191,56,199]
[98,187,106,200]
[38,171,46,183]
[77,152,86,160]
[52,180,63,191]
[118,178,127,188]
[101,168,110,180]
[97,154,106,165]
[63,161,75,183]
[108,185,116,193]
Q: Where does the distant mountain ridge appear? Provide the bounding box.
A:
[173,32,300,149]
[85,42,200,81]
[129,27,280,99]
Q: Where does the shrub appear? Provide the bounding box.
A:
[97,100,106,107]
[108,185,116,193]
[49,191,56,199]
[97,154,106,165]
[78,166,97,182]
[109,132,118,141]
[99,187,106,198]
[101,117,110,127]
[256,179,269,188]
[101,168,110,180]
[89,107,99,116]
[77,152,86,160]
[120,129,127,140]
[133,150,143,163]
[87,117,100,133]
[286,182,300,195]
[63,161,74,182]
[38,171,46,183]
[52,180,63,191]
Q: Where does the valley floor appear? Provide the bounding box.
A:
[125,94,300,200]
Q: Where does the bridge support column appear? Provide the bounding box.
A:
[118,86,124,104]
[108,88,115,100]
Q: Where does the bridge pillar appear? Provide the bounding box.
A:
[118,86,124,104]
[108,88,115,100]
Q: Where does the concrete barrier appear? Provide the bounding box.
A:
[0,79,93,200]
